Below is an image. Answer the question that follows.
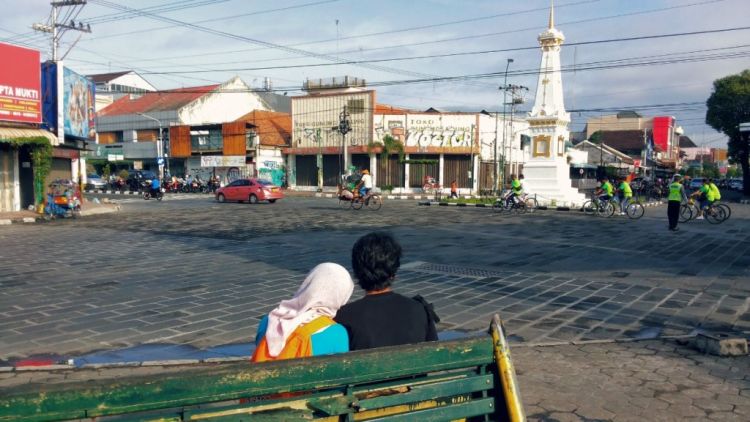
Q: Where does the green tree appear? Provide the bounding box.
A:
[588,131,604,144]
[368,134,404,187]
[706,69,750,194]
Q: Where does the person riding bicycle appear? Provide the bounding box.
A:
[506,174,524,207]
[356,169,373,199]
[595,177,614,204]
[708,178,721,203]
[616,177,633,215]
[690,179,713,220]
[150,176,161,198]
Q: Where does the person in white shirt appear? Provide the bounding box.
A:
[358,169,373,198]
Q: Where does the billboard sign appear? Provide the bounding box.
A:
[0,42,41,124]
[200,155,245,167]
[63,67,95,139]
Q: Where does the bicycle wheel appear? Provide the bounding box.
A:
[525,197,538,213]
[716,203,731,220]
[597,201,614,217]
[366,195,382,210]
[705,206,726,224]
[689,203,701,221]
[626,202,645,219]
[351,197,364,210]
[339,198,352,209]
[582,200,595,215]
[678,204,692,223]
[422,184,433,195]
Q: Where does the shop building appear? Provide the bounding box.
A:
[288,77,374,190]
[0,48,91,212]
[95,76,290,178]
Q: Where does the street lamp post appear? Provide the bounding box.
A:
[500,58,513,191]
[137,112,166,180]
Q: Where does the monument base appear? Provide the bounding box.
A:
[522,160,587,207]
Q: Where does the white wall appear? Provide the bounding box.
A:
[110,73,157,91]
[178,77,269,125]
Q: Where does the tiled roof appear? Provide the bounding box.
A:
[374,103,409,115]
[88,71,131,84]
[97,85,220,117]
[597,130,645,151]
[679,135,697,148]
[235,110,291,147]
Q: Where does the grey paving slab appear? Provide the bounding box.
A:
[0,197,748,364]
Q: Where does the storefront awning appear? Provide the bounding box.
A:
[0,127,57,144]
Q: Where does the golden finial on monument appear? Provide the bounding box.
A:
[549,0,555,29]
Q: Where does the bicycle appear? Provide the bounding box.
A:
[493,190,533,214]
[351,192,382,210]
[581,196,615,217]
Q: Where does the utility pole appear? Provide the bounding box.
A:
[505,84,528,178]
[32,1,91,62]
[499,58,513,193]
[316,128,323,192]
[337,106,351,187]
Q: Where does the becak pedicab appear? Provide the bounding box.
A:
[44,179,81,219]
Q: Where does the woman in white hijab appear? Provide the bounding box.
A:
[252,263,354,362]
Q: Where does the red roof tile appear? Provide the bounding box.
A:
[97,85,220,117]
[235,110,291,147]
[374,103,410,115]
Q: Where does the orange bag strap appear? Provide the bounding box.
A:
[251,316,335,362]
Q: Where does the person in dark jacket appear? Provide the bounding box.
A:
[336,232,438,350]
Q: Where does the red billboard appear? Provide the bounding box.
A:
[652,116,673,153]
[0,42,41,124]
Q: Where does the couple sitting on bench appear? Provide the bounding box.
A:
[252,232,438,362]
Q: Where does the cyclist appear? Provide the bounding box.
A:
[595,177,614,205]
[356,169,373,199]
[616,177,633,215]
[708,178,721,203]
[690,179,713,220]
[667,175,685,231]
[506,174,524,207]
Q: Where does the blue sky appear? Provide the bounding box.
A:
[2,0,748,146]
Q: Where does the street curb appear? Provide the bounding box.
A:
[418,200,664,211]
[0,205,120,225]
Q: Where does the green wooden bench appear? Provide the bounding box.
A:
[0,316,524,421]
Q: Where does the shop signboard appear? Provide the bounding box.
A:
[0,42,41,124]
[200,155,245,167]
[374,113,476,150]
[63,67,96,140]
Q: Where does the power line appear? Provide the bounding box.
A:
[131,28,750,74]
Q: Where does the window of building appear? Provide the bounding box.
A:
[347,99,365,114]
[190,128,223,151]
[246,131,257,149]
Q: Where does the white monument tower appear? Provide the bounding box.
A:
[522,2,586,206]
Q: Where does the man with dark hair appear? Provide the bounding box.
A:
[336,232,438,350]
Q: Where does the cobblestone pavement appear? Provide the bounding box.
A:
[1,339,747,421]
[2,197,748,359]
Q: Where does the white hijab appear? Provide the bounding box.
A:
[264,263,354,357]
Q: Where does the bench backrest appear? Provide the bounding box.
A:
[1,319,523,421]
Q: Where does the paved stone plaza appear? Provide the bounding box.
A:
[1,195,749,420]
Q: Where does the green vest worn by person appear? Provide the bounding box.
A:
[601,181,614,196]
[511,179,523,194]
[668,182,683,201]
[709,182,721,201]
[700,184,713,201]
[619,181,632,198]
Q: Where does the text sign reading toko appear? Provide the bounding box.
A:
[0,42,41,124]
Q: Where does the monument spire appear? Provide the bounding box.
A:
[548,0,555,29]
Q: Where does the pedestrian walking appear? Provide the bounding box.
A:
[667,174,685,231]
[450,180,458,199]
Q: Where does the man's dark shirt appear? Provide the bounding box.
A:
[336,291,438,350]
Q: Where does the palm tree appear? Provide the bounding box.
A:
[368,134,404,187]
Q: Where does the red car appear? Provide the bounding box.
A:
[215,178,284,204]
